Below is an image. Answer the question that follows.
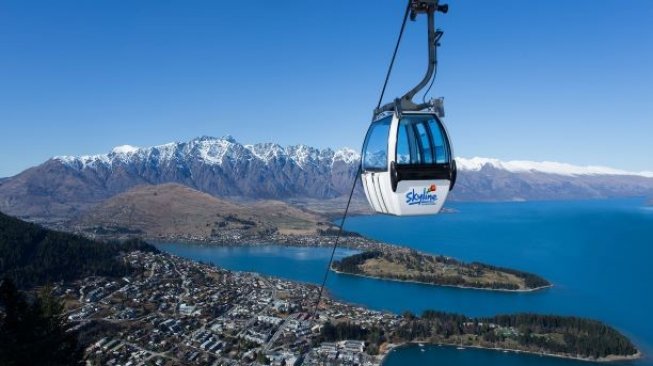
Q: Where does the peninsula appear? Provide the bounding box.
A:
[331,250,551,291]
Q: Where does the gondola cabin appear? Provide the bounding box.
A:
[361,111,456,216]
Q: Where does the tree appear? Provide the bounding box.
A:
[0,278,83,366]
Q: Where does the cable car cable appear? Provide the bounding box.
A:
[312,0,412,318]
[311,164,361,318]
[376,0,411,110]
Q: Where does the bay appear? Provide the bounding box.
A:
[156,198,653,365]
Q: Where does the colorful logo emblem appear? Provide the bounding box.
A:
[405,184,439,206]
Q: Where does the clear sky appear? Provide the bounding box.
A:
[1,0,652,177]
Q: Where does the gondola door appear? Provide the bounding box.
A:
[361,115,396,215]
[391,112,452,215]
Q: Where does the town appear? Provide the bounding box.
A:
[61,251,400,366]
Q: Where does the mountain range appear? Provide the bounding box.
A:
[1,135,652,224]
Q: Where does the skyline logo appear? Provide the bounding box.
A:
[405,185,438,206]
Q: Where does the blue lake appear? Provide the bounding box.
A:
[156,198,653,365]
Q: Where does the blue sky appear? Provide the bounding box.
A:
[1,0,652,177]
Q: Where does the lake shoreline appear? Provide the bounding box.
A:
[380,342,642,364]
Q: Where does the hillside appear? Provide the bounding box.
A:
[1,136,652,223]
[71,183,334,240]
[0,211,156,288]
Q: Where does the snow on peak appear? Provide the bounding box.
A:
[51,136,652,178]
[111,145,140,155]
[334,148,360,164]
[247,143,285,162]
[456,157,653,178]
[287,145,319,167]
[53,136,360,171]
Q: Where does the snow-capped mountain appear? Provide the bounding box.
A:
[455,157,653,178]
[54,135,359,172]
[51,137,652,180]
[0,135,652,222]
[0,136,360,221]
[451,157,653,200]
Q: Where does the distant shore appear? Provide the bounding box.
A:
[152,238,552,293]
[81,230,387,251]
[74,221,558,293]
[100,231,554,293]
[145,233,386,252]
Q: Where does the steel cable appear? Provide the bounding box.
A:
[312,0,411,318]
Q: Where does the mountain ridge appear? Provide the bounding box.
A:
[455,157,653,178]
[1,135,652,223]
[52,135,651,178]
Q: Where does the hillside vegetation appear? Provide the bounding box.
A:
[0,211,156,288]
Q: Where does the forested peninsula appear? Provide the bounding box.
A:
[332,250,551,291]
[321,311,640,362]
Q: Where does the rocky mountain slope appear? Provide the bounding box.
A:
[1,135,652,223]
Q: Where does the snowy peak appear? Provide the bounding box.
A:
[456,157,653,178]
[111,145,139,155]
[53,136,360,171]
[334,148,360,164]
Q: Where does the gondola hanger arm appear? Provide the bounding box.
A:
[375,0,448,118]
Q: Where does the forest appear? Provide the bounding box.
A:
[0,211,158,288]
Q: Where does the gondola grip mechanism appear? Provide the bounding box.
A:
[374,0,448,119]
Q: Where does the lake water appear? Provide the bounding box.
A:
[156,198,653,365]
